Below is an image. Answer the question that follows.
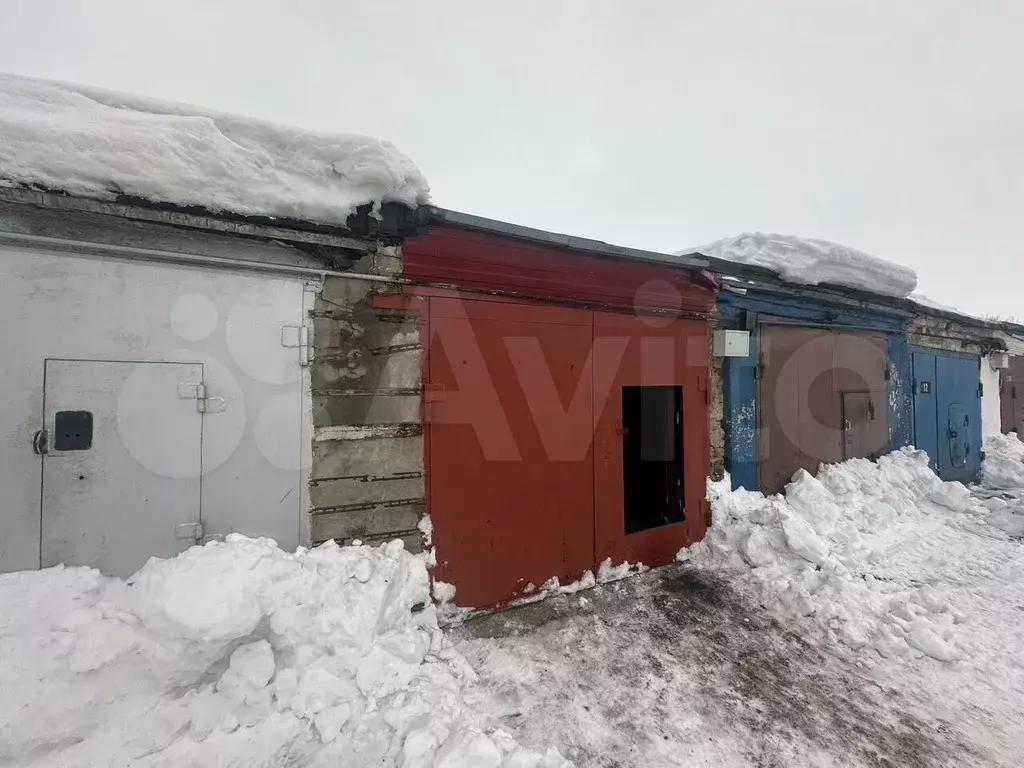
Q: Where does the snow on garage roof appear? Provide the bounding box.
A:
[0,72,430,226]
[678,231,918,299]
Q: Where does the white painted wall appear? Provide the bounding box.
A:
[0,243,314,573]
[980,355,1003,437]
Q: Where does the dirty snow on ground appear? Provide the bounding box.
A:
[0,535,569,768]
[456,446,1024,766]
[679,232,918,298]
[436,559,649,627]
[0,72,429,224]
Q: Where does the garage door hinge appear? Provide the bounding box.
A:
[978,382,983,397]
[281,325,311,367]
[177,382,225,414]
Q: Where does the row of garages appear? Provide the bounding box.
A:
[406,215,1024,608]
[712,259,1022,494]
[2,191,1022,611]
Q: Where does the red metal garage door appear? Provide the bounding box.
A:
[759,325,889,494]
[425,295,713,609]
[426,296,596,608]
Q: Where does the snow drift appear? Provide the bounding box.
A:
[0,535,569,768]
[0,72,430,225]
[981,432,1024,490]
[680,232,918,298]
[679,449,1015,663]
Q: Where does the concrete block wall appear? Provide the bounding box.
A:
[909,316,989,355]
[708,334,726,483]
[308,245,426,552]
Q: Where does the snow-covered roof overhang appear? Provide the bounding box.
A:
[0,72,430,227]
[679,232,918,299]
[694,245,1024,343]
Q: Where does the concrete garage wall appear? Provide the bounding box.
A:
[309,247,426,551]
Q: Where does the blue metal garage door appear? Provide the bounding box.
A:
[911,349,981,483]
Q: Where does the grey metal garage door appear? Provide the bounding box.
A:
[40,359,204,577]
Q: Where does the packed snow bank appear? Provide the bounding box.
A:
[974,433,1024,536]
[678,449,1009,662]
[679,232,917,298]
[980,432,1024,490]
[0,72,429,224]
[0,535,570,767]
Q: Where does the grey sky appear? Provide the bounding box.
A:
[1,1,1021,317]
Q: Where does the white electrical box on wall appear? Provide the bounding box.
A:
[990,352,1010,370]
[713,329,751,358]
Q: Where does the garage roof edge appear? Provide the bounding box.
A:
[423,207,709,270]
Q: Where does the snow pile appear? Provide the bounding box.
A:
[973,433,1024,537]
[526,558,648,598]
[0,535,570,768]
[680,232,918,298]
[0,72,429,224]
[980,433,1024,490]
[679,449,998,662]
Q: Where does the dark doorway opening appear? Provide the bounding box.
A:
[622,386,684,534]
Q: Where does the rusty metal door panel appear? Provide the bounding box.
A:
[835,332,890,461]
[759,326,828,493]
[593,312,710,568]
[842,391,885,460]
[426,297,595,609]
[1001,356,1024,438]
[759,326,889,493]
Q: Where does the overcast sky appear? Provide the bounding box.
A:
[1,1,1020,317]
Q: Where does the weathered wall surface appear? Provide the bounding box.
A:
[309,246,426,552]
[980,357,1003,437]
[708,332,726,483]
[909,316,989,355]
